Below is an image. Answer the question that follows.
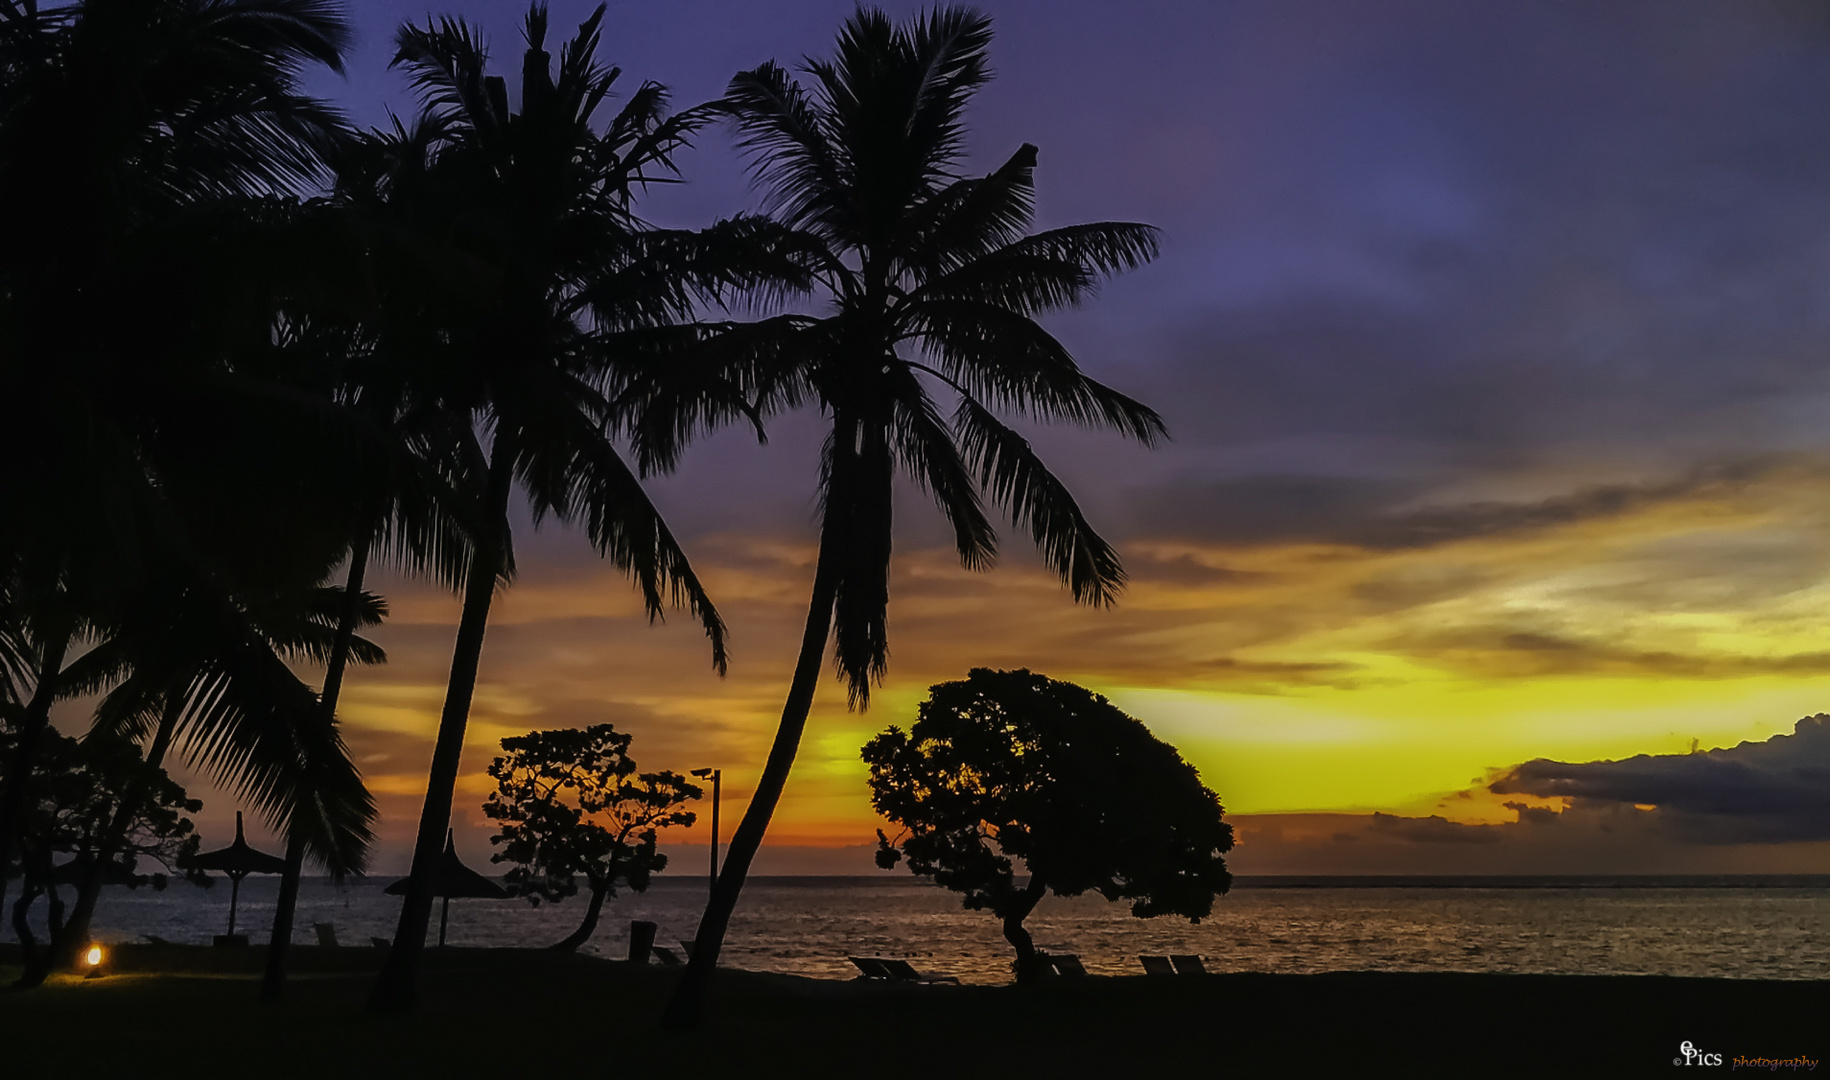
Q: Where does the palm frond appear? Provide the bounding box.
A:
[954,397,1127,607]
[906,299,1166,444]
[176,630,375,877]
[898,142,1036,282]
[392,14,496,136]
[888,373,998,570]
[514,394,729,674]
[910,222,1160,315]
[725,61,849,237]
[607,314,823,475]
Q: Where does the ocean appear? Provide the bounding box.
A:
[49,874,1830,984]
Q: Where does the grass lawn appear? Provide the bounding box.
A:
[1,945,1823,1076]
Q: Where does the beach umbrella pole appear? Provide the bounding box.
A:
[439,897,450,947]
[228,873,242,938]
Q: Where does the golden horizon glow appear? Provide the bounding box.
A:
[135,452,1830,872]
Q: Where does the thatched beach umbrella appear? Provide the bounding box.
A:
[384,830,509,946]
[190,811,288,939]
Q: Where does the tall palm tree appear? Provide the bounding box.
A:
[662,7,1163,1027]
[0,0,360,922]
[361,4,802,1012]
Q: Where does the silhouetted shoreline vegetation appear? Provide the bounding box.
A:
[1,944,1820,1076]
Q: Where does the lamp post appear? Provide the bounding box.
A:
[690,768,721,898]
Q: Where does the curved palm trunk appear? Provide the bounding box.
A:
[263,535,371,1003]
[662,536,841,1029]
[549,882,608,953]
[370,442,514,1014]
[0,627,71,929]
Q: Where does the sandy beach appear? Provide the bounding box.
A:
[3,945,1823,1076]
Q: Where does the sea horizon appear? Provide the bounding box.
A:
[50,873,1830,985]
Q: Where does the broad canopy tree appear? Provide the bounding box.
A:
[2,719,206,975]
[484,724,699,953]
[865,669,1234,982]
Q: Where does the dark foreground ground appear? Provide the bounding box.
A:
[1,945,1823,1077]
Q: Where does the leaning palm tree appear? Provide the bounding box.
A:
[361,4,802,1012]
[661,7,1163,1026]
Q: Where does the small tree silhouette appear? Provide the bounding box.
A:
[484,725,699,952]
[2,720,205,974]
[864,669,1234,982]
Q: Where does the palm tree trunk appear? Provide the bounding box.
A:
[549,882,608,953]
[26,693,184,986]
[263,534,371,1003]
[661,532,841,1030]
[0,626,71,927]
[370,441,515,1014]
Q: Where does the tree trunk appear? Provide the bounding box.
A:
[263,535,371,1003]
[32,693,184,985]
[369,440,515,1014]
[549,884,607,953]
[1001,875,1050,984]
[11,880,42,972]
[0,627,71,924]
[661,527,842,1030]
[11,844,50,981]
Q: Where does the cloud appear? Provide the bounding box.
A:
[1401,628,1830,681]
[1492,716,1830,843]
[1368,812,1503,844]
[1126,457,1787,551]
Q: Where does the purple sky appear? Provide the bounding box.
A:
[310,0,1830,522]
[176,1,1830,874]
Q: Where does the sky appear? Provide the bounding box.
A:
[137,0,1830,876]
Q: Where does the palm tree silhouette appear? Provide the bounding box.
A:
[23,564,387,986]
[358,4,797,1012]
[230,213,489,1002]
[0,0,357,926]
[663,7,1163,1026]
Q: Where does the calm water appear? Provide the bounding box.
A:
[55,875,1830,984]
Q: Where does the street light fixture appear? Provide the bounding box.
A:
[689,768,721,899]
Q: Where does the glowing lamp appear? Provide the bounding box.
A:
[85,945,103,967]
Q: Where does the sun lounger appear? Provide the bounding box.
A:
[848,956,893,979]
[1170,954,1208,975]
[1139,955,1176,975]
[1048,954,1089,977]
[879,958,961,984]
[314,922,339,948]
[650,945,683,966]
[679,940,695,958]
[142,934,175,946]
[370,937,391,950]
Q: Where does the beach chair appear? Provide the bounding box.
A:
[679,940,695,958]
[314,922,339,948]
[370,937,392,950]
[1048,954,1089,977]
[650,945,683,966]
[1139,955,1176,975]
[1170,954,1208,975]
[880,958,961,985]
[848,956,893,979]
